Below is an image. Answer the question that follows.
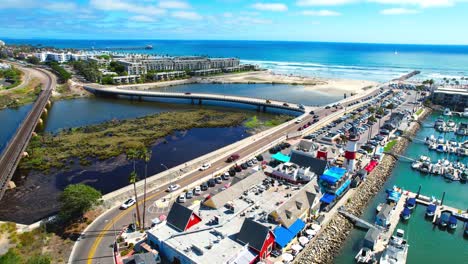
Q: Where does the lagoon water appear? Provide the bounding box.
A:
[5,39,468,82]
[335,112,468,264]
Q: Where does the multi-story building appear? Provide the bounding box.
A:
[432,87,468,110]
[118,56,241,75]
[34,51,88,63]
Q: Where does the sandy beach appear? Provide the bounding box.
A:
[196,71,378,96]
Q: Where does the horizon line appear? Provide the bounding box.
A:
[2,37,468,47]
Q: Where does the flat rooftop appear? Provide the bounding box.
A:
[147,173,306,263]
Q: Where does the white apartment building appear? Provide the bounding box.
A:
[34,51,88,63]
[118,56,240,75]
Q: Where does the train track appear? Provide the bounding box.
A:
[0,68,55,200]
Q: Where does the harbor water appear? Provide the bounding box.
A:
[335,112,468,264]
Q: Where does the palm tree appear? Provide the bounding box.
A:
[141,149,151,230]
[129,170,142,230]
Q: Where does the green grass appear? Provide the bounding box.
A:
[244,114,292,129]
[384,140,397,152]
[415,108,423,116]
[244,116,259,128]
[19,110,251,173]
[0,78,42,109]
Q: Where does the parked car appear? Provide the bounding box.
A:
[256,154,264,161]
[215,177,223,184]
[167,184,181,192]
[199,163,211,171]
[226,154,240,162]
[186,191,193,199]
[208,179,216,187]
[234,165,242,172]
[194,186,201,195]
[228,168,236,176]
[247,160,253,167]
[241,163,248,170]
[120,198,136,209]
[222,173,230,180]
[178,194,186,203]
[200,183,209,191]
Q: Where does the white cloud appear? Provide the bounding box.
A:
[46,2,77,11]
[380,7,421,14]
[90,0,166,16]
[302,10,341,16]
[158,1,190,9]
[252,3,288,12]
[297,0,356,6]
[129,15,156,22]
[0,0,37,9]
[171,11,202,20]
[370,0,454,8]
[297,0,465,8]
[223,12,233,18]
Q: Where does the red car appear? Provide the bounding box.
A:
[298,127,303,131]
[226,154,240,162]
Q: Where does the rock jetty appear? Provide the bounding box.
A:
[295,107,432,264]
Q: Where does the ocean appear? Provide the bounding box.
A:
[4,39,468,82]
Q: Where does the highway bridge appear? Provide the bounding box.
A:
[84,85,310,113]
[0,68,56,201]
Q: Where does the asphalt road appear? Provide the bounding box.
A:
[69,87,384,264]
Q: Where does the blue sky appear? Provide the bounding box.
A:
[1,0,468,44]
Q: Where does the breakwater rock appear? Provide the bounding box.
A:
[295,107,432,264]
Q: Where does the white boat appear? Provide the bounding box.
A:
[355,247,375,264]
[431,163,444,175]
[436,136,445,144]
[379,229,408,264]
[376,203,385,212]
[425,135,436,145]
[434,118,445,128]
[419,162,432,173]
[443,108,452,116]
[446,120,456,131]
[463,108,468,118]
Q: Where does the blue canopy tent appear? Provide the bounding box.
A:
[271,152,291,163]
[386,188,402,203]
[335,179,351,197]
[273,218,306,248]
[320,167,347,185]
[320,193,336,204]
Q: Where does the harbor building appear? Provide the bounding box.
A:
[146,171,320,264]
[117,56,241,75]
[319,167,351,211]
[432,87,468,109]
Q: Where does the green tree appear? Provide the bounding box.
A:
[27,56,41,65]
[101,76,114,85]
[368,106,375,113]
[386,103,395,109]
[59,184,102,221]
[0,249,21,264]
[129,171,142,229]
[140,150,151,230]
[26,255,51,264]
[376,107,385,115]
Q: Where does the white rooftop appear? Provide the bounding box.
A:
[147,175,305,263]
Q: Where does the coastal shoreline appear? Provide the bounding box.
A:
[295,107,433,264]
[86,70,378,98]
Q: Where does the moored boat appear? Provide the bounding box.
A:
[463,108,468,118]
[426,204,437,217]
[379,229,408,264]
[439,212,450,227]
[401,207,411,221]
[448,215,458,229]
[355,247,375,264]
[443,108,452,116]
[405,198,416,210]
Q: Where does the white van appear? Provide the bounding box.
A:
[194,186,201,196]
[295,118,303,124]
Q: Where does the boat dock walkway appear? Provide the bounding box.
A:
[337,207,384,231]
[405,191,468,223]
[373,191,407,254]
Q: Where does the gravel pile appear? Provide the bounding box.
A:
[295,108,432,264]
